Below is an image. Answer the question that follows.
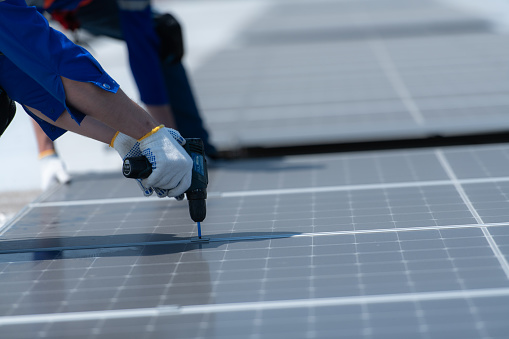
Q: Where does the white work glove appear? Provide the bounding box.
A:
[138,126,192,198]
[111,127,190,199]
[39,152,71,190]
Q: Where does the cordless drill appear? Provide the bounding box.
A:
[122,138,208,237]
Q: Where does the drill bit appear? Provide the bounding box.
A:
[197,222,202,239]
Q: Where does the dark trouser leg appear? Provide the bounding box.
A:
[75,2,216,155]
[162,58,216,155]
[75,0,123,39]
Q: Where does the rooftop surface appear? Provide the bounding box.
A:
[2,0,509,338]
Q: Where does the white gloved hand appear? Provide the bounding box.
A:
[138,126,192,198]
[111,128,189,199]
[40,152,71,190]
[148,128,186,200]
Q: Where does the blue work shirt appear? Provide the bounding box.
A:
[0,0,119,140]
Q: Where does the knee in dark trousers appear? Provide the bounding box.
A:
[0,87,16,138]
[154,13,184,64]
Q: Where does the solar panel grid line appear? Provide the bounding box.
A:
[29,196,163,208]
[23,174,509,206]
[435,149,484,224]
[435,149,509,279]
[349,191,373,336]
[391,229,431,334]
[435,227,489,338]
[481,227,509,280]
[2,287,509,327]
[369,39,425,126]
[0,305,180,326]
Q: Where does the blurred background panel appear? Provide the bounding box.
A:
[194,0,509,150]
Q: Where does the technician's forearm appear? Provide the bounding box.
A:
[61,77,159,140]
[146,104,177,129]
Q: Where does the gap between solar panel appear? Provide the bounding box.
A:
[217,131,509,159]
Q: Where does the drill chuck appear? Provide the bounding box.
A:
[122,138,208,223]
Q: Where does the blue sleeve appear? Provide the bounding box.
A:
[0,0,118,115]
[0,0,119,139]
[118,5,169,106]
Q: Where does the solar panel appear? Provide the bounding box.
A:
[1,144,509,337]
[2,0,509,337]
[194,0,509,150]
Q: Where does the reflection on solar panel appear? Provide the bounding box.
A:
[1,145,509,338]
[2,0,509,337]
